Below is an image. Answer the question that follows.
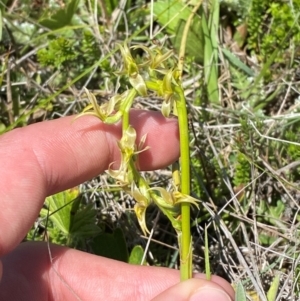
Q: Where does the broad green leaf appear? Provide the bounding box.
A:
[129,245,146,265]
[43,187,80,235]
[153,0,204,63]
[42,188,101,245]
[235,281,247,301]
[90,228,128,262]
[70,203,101,238]
[39,0,80,30]
[201,5,219,104]
[153,1,191,33]
[208,0,219,54]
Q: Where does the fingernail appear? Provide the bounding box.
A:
[189,287,232,301]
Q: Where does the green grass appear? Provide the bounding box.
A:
[1,0,300,299]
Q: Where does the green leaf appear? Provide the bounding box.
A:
[153,0,204,63]
[70,203,101,238]
[101,0,119,16]
[0,8,2,42]
[201,5,219,104]
[42,188,101,246]
[222,48,254,77]
[0,122,6,134]
[128,245,146,265]
[43,188,80,235]
[204,225,211,280]
[235,281,247,301]
[259,233,276,245]
[90,228,128,262]
[39,0,80,30]
[270,200,285,219]
[153,1,191,33]
[267,274,280,301]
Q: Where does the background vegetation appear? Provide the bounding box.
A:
[1,0,300,300]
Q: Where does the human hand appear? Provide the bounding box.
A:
[0,110,234,300]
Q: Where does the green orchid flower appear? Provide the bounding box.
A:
[151,187,199,210]
[160,69,178,117]
[145,68,180,117]
[117,44,147,96]
[149,187,199,233]
[130,187,151,235]
[76,88,125,124]
[131,45,174,75]
[107,124,151,234]
[107,125,149,186]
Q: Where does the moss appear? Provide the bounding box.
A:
[247,0,300,63]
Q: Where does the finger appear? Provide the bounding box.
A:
[0,111,179,256]
[193,274,235,299]
[0,242,235,301]
[152,279,233,301]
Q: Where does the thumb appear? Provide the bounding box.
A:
[152,278,233,301]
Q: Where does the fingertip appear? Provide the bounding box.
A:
[193,274,235,299]
[130,110,179,170]
[189,286,233,301]
[152,279,233,301]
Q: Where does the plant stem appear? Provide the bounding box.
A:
[175,86,191,281]
[121,88,137,131]
[176,0,203,281]
[177,0,204,79]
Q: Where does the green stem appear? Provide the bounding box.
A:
[177,0,204,79]
[146,79,192,280]
[121,88,137,131]
[175,86,191,281]
[176,0,203,282]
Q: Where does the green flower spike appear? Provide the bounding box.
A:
[75,88,125,124]
[107,125,149,186]
[107,124,151,235]
[117,44,147,96]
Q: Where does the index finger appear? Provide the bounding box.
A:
[0,110,179,256]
